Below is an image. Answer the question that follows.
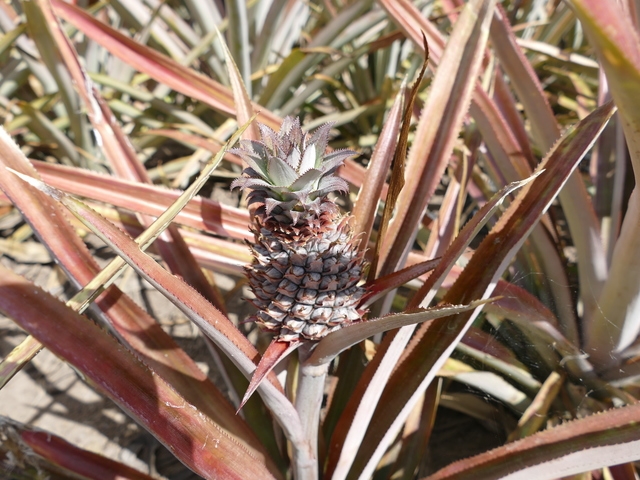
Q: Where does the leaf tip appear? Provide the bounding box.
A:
[237,340,301,412]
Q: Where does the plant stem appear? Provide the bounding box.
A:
[295,343,330,480]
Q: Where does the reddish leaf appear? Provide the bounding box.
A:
[7,169,314,467]
[426,402,640,480]
[239,340,301,411]
[491,3,602,341]
[0,129,268,460]
[379,0,495,276]
[31,160,252,240]
[32,0,231,315]
[351,83,405,249]
[0,268,278,479]
[348,100,616,479]
[369,35,429,280]
[144,128,230,158]
[49,0,281,129]
[20,428,156,480]
[360,257,440,308]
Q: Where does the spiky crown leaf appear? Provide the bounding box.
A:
[231,117,356,224]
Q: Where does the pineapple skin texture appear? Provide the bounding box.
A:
[232,117,366,341]
[247,209,365,341]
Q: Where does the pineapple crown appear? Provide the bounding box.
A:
[231,116,356,225]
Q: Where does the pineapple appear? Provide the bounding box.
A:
[231,117,366,342]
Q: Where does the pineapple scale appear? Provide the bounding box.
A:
[246,215,365,341]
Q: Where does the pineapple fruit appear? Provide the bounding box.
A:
[232,117,366,342]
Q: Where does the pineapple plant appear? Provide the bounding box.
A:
[231,116,366,342]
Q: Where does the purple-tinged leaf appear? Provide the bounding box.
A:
[307,299,495,366]
[378,0,495,277]
[321,149,358,174]
[488,281,560,330]
[426,402,640,480]
[92,208,251,276]
[565,0,640,367]
[143,128,229,158]
[381,0,585,342]
[337,159,381,194]
[409,173,541,311]
[326,3,501,474]
[307,122,333,161]
[315,176,349,197]
[378,0,445,63]
[470,87,533,188]
[0,268,279,479]
[0,128,271,462]
[31,160,252,240]
[9,171,277,389]
[19,425,156,480]
[34,0,229,315]
[347,100,616,480]
[8,169,314,469]
[388,380,440,480]
[491,4,606,336]
[359,257,440,309]
[50,0,281,130]
[422,162,465,258]
[370,35,429,280]
[352,84,405,249]
[232,177,273,191]
[490,4,560,150]
[493,70,536,170]
[239,340,301,411]
[257,123,278,152]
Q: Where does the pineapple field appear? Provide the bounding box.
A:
[1,0,640,479]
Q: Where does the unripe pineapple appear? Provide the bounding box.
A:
[231,117,366,342]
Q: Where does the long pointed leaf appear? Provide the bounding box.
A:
[351,82,405,249]
[18,423,157,480]
[426,402,640,480]
[379,0,496,276]
[566,0,640,366]
[49,0,281,130]
[33,0,232,318]
[31,160,252,239]
[217,26,259,141]
[0,267,277,479]
[349,100,616,479]
[360,257,440,309]
[490,3,604,343]
[370,39,428,279]
[308,299,494,366]
[325,171,536,480]
[239,340,301,411]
